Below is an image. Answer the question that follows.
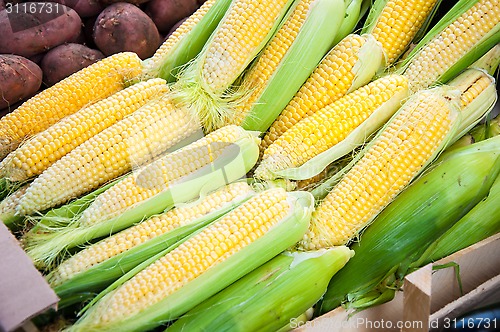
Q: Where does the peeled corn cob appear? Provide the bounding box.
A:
[0,52,142,160]
[255,74,409,181]
[67,188,314,332]
[0,78,168,182]
[362,0,441,64]
[261,34,385,150]
[17,92,200,215]
[0,184,28,228]
[262,0,442,149]
[168,247,353,332]
[400,0,500,93]
[299,86,459,249]
[228,0,350,132]
[172,0,295,131]
[23,125,260,268]
[48,181,255,305]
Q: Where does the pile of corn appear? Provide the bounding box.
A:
[1,0,499,331]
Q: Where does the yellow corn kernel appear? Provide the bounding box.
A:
[261,34,380,149]
[369,0,439,64]
[299,89,456,249]
[201,0,291,94]
[49,181,254,287]
[76,125,248,226]
[403,0,500,93]
[255,74,408,180]
[17,94,200,215]
[82,188,290,327]
[0,184,28,218]
[1,79,168,182]
[229,0,316,127]
[0,52,142,160]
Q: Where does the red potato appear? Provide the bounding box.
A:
[0,3,82,57]
[40,0,104,18]
[145,0,198,33]
[0,54,42,109]
[93,3,160,59]
[40,43,104,86]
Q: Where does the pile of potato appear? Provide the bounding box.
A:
[0,0,205,113]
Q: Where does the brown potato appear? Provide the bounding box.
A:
[93,3,160,59]
[0,3,82,57]
[0,54,42,109]
[145,0,198,33]
[40,43,104,86]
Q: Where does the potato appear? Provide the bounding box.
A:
[40,43,104,86]
[93,3,160,59]
[40,0,104,18]
[0,54,42,109]
[145,0,198,33]
[0,3,82,57]
[100,0,151,5]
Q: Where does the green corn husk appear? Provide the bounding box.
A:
[316,135,500,315]
[413,172,500,268]
[470,114,500,142]
[167,246,353,332]
[141,0,233,82]
[396,0,500,92]
[23,127,261,269]
[48,181,256,308]
[237,0,352,132]
[332,0,370,45]
[67,190,314,332]
[469,43,500,76]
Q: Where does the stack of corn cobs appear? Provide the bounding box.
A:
[1,0,499,330]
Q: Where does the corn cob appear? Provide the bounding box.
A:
[0,78,168,182]
[48,181,255,305]
[299,86,460,250]
[141,0,232,82]
[227,0,351,132]
[448,68,498,140]
[172,0,295,131]
[399,0,500,93]
[261,34,385,150]
[255,74,409,181]
[167,247,353,332]
[0,52,142,160]
[0,184,28,228]
[17,92,201,215]
[317,134,500,314]
[67,188,314,332]
[23,125,260,268]
[361,0,441,64]
[262,0,442,149]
